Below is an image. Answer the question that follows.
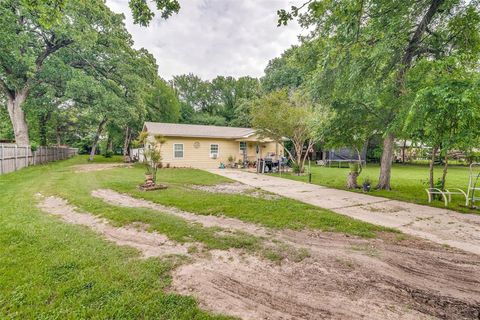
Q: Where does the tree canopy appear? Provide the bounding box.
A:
[172,73,261,127]
[0,0,180,160]
[270,0,480,189]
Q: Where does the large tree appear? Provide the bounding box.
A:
[251,89,322,173]
[279,0,480,189]
[405,57,480,189]
[0,0,180,146]
[0,0,123,145]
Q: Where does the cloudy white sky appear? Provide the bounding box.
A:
[106,0,303,80]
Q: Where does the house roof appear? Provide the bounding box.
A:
[143,122,256,139]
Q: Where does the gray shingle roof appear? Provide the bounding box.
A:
[143,122,256,139]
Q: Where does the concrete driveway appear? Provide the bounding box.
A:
[208,169,480,255]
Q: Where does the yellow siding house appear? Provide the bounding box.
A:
[142,122,283,169]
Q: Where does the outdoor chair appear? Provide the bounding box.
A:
[425,188,467,207]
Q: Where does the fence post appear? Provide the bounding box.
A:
[25,146,29,167]
[14,145,17,171]
[0,144,3,174]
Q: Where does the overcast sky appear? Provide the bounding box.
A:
[106,0,303,80]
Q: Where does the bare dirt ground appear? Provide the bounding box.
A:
[37,195,192,257]
[91,188,272,237]
[189,182,281,200]
[72,163,131,173]
[210,169,480,255]
[85,189,480,320]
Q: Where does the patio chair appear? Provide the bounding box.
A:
[425,188,467,207]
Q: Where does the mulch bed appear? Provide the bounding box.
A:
[137,184,168,191]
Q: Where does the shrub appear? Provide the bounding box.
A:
[30,141,39,152]
[466,151,480,164]
[104,150,114,158]
[292,163,303,174]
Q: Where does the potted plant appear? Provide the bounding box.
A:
[227,155,235,168]
[135,132,168,191]
[362,177,371,192]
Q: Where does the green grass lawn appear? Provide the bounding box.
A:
[275,163,479,214]
[0,157,232,319]
[0,156,391,318]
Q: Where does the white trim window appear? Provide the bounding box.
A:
[173,143,184,159]
[239,141,247,153]
[210,144,219,159]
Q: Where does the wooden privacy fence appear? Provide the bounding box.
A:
[0,144,78,175]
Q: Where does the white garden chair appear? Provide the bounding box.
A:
[425,188,467,207]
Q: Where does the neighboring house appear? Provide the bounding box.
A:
[141,122,283,169]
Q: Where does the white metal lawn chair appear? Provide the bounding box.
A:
[425,188,467,207]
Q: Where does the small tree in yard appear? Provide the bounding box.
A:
[251,89,321,174]
[319,101,372,189]
[405,59,480,191]
[136,132,166,189]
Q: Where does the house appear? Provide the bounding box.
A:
[141,122,283,169]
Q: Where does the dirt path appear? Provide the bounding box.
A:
[209,169,480,255]
[88,189,480,320]
[91,189,272,237]
[72,163,131,173]
[37,195,191,258]
[189,182,281,200]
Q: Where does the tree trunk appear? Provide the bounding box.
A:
[56,126,62,146]
[429,146,438,189]
[106,134,113,153]
[123,126,131,162]
[294,142,304,174]
[346,172,359,189]
[6,89,29,146]
[441,151,448,190]
[402,140,407,163]
[300,139,316,174]
[89,116,107,162]
[376,133,395,190]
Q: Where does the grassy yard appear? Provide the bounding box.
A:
[0,156,390,318]
[275,163,479,214]
[0,157,231,319]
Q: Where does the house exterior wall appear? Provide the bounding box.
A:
[147,136,282,169]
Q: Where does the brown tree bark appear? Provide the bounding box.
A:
[300,139,316,173]
[56,126,62,146]
[441,151,448,190]
[346,172,359,189]
[106,134,113,153]
[123,126,132,162]
[6,88,29,146]
[377,133,395,190]
[89,116,108,162]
